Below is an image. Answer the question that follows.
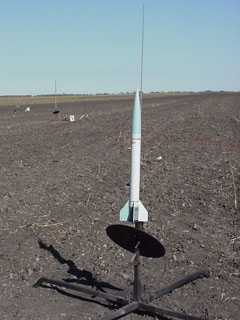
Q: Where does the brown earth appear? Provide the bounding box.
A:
[0,92,239,320]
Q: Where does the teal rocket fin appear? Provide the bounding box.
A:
[120,201,133,221]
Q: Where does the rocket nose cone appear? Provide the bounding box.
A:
[134,87,140,107]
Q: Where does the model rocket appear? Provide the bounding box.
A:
[120,88,148,222]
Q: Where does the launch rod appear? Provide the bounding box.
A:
[54,80,57,111]
[137,3,145,231]
[140,3,144,106]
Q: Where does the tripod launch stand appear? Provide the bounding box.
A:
[34,223,209,320]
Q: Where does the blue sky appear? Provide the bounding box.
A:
[0,0,239,95]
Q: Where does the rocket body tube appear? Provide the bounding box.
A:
[130,136,141,202]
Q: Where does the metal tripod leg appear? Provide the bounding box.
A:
[33,277,129,305]
[139,302,208,320]
[148,269,209,302]
[101,302,139,320]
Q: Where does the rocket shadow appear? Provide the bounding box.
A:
[37,239,121,293]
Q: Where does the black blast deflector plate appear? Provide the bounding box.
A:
[106,224,165,258]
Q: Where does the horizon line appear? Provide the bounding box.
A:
[1,89,239,98]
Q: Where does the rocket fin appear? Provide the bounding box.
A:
[133,201,148,222]
[120,201,148,222]
[120,201,133,221]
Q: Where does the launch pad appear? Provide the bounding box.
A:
[34,223,209,320]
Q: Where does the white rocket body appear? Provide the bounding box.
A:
[120,88,148,222]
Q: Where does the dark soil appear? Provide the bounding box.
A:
[0,92,239,320]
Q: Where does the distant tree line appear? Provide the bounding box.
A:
[0,95,32,98]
